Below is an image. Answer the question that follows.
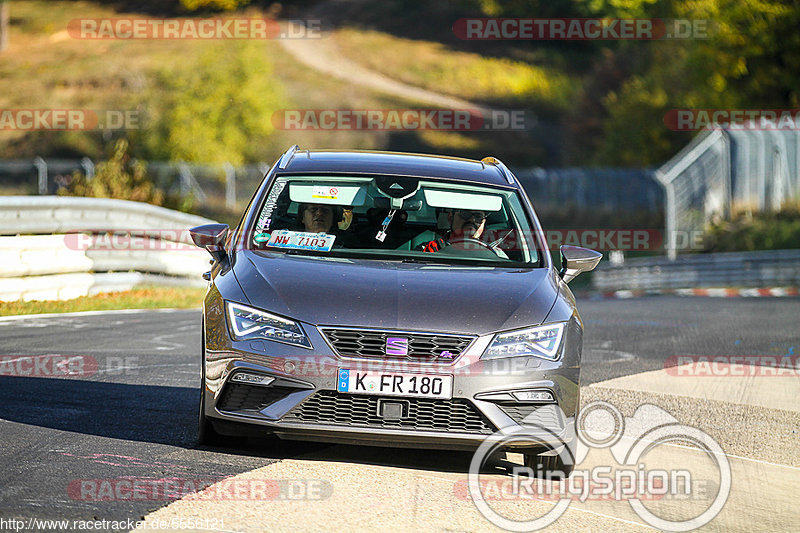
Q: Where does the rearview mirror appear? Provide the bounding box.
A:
[559,245,602,283]
[190,223,229,262]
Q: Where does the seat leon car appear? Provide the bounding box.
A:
[190,146,601,475]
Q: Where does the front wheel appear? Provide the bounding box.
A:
[197,332,239,447]
[197,383,227,446]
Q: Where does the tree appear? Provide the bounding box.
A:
[179,0,250,11]
[145,42,286,165]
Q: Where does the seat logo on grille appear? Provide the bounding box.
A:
[385,337,409,356]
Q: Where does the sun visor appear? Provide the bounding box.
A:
[423,190,503,211]
[289,183,367,206]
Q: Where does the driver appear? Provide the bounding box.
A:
[418,209,507,257]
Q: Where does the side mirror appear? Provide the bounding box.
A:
[190,223,229,263]
[559,245,602,283]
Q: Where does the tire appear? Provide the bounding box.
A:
[197,384,225,446]
[197,330,235,447]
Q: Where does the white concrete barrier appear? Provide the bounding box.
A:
[0,272,205,302]
[593,249,800,291]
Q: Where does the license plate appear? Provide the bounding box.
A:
[266,230,335,252]
[337,369,453,399]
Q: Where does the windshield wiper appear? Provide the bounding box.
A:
[400,257,453,264]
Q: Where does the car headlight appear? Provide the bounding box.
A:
[226,301,312,348]
[483,322,566,361]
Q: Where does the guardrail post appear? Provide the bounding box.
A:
[664,181,676,260]
[33,157,47,194]
[80,157,95,180]
[178,162,207,203]
[224,162,236,210]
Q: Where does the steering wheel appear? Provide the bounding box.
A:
[446,237,500,256]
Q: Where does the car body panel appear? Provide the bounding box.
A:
[232,250,557,335]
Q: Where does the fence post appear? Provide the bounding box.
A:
[178,162,207,203]
[33,157,47,194]
[81,157,95,180]
[665,184,676,260]
[224,162,236,210]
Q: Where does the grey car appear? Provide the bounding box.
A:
[190,146,601,474]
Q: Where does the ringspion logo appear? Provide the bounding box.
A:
[467,401,731,531]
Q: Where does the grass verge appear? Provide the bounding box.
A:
[331,28,576,111]
[0,286,206,317]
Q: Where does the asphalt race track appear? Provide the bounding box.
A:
[0,298,798,532]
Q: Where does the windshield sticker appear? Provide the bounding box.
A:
[312,186,339,200]
[254,232,271,243]
[266,230,336,252]
[255,180,287,233]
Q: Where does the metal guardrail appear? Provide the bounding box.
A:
[656,127,800,259]
[0,196,215,301]
[0,196,213,237]
[592,249,800,291]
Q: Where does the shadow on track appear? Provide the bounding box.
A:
[0,376,197,446]
[0,376,516,476]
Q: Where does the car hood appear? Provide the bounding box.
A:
[233,251,558,336]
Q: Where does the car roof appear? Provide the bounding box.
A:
[276,149,516,187]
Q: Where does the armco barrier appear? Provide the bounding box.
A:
[0,196,215,301]
[0,196,212,237]
[592,249,800,291]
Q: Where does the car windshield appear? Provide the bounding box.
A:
[249,175,542,266]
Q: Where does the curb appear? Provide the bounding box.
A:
[581,287,800,299]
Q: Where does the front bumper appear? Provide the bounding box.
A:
[202,319,582,451]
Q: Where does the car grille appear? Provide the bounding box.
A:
[282,391,495,434]
[498,404,564,430]
[217,384,296,414]
[320,328,474,363]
